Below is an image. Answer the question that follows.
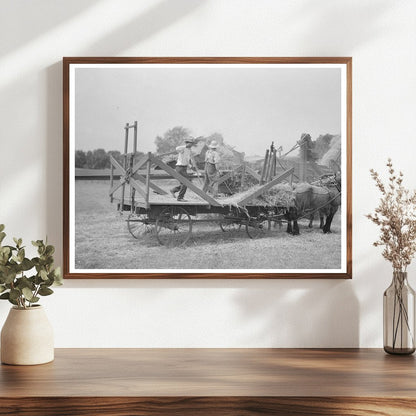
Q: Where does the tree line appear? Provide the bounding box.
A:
[75,126,223,169]
[75,149,144,169]
[76,127,336,169]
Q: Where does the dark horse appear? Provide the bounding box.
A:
[308,174,341,230]
[286,176,341,235]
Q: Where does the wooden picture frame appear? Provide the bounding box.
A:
[63,57,352,279]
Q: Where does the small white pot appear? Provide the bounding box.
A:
[1,305,54,365]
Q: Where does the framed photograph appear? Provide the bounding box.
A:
[63,57,352,279]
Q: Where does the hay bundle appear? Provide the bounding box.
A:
[256,183,295,207]
[219,183,295,208]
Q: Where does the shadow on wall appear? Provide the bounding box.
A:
[46,62,63,263]
[233,280,359,348]
[0,0,101,56]
[82,0,205,55]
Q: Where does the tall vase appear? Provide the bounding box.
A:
[1,305,54,365]
[383,271,415,355]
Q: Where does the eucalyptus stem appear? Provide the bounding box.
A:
[0,225,61,309]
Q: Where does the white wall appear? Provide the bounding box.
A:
[1,0,415,347]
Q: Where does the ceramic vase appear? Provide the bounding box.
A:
[1,305,54,365]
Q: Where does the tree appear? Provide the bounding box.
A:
[91,148,109,169]
[108,150,122,167]
[86,150,93,168]
[154,126,191,154]
[76,149,147,170]
[75,150,87,168]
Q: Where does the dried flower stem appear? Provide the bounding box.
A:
[366,159,416,272]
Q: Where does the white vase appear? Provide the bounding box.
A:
[1,305,54,365]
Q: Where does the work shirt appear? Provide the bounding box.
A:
[176,145,192,166]
[205,149,220,166]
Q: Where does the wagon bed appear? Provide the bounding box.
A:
[109,124,294,246]
[118,188,291,246]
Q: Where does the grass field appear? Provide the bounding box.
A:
[75,180,342,270]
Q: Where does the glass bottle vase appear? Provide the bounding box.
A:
[383,271,416,355]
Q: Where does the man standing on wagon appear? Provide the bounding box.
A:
[202,140,220,197]
[170,138,196,202]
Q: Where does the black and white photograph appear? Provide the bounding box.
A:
[64,58,352,278]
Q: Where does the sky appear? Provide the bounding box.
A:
[74,64,342,157]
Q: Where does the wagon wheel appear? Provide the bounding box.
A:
[127,213,153,239]
[155,207,192,247]
[245,215,271,239]
[219,216,243,233]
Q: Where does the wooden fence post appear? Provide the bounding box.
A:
[120,123,130,212]
[145,153,151,209]
[110,163,114,203]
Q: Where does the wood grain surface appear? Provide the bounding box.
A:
[1,348,415,415]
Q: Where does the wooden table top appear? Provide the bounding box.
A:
[1,348,415,398]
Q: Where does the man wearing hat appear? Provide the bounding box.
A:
[170,138,196,201]
[202,140,221,197]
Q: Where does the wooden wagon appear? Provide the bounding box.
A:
[109,122,295,247]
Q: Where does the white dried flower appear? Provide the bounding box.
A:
[366,159,416,272]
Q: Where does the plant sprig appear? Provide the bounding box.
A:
[0,224,62,308]
[366,159,416,272]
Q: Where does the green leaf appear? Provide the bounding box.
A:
[0,291,18,306]
[0,224,4,232]
[42,256,54,266]
[9,288,21,301]
[17,276,35,290]
[0,286,7,294]
[17,248,25,263]
[52,267,63,285]
[0,246,11,257]
[39,269,48,281]
[0,248,10,265]
[45,245,55,256]
[0,232,6,244]
[38,287,53,296]
[2,271,17,285]
[32,240,43,247]
[8,297,18,306]
[13,237,22,248]
[34,274,43,285]
[42,275,53,287]
[20,258,33,271]
[22,287,35,301]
